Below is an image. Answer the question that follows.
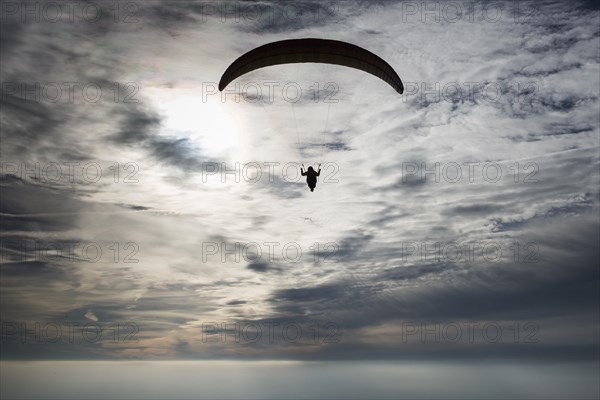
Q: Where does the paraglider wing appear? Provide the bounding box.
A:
[218,38,404,94]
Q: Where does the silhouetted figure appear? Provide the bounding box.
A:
[301,164,321,192]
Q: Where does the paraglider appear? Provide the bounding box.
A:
[218,38,403,193]
[301,164,321,192]
[219,38,404,94]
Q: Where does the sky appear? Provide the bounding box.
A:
[1,0,599,398]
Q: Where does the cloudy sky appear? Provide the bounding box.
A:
[1,0,599,398]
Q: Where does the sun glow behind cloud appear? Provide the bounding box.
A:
[152,90,241,157]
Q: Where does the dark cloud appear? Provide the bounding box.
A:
[225,299,247,306]
[110,107,162,145]
[252,209,599,360]
[246,262,280,273]
[332,231,374,262]
[513,63,584,78]
[380,263,451,281]
[235,1,341,34]
[144,2,199,26]
[0,17,25,55]
[117,204,151,211]
[148,137,205,171]
[507,126,594,142]
[0,175,87,232]
[0,260,68,279]
[489,193,595,232]
[445,204,499,216]
[321,141,352,151]
[272,283,343,303]
[0,92,69,154]
[130,1,342,35]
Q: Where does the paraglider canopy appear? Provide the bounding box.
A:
[219,38,404,94]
